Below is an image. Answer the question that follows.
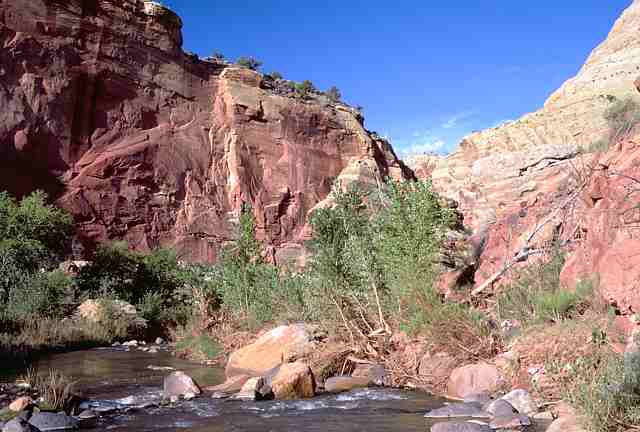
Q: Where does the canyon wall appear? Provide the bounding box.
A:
[0,0,410,262]
[414,0,640,330]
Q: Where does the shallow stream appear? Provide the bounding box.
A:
[2,347,548,431]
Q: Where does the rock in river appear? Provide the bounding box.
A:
[226,325,317,378]
[3,418,40,432]
[424,402,490,419]
[270,362,316,400]
[28,412,77,431]
[500,389,537,415]
[324,376,371,393]
[431,422,491,432]
[163,371,201,399]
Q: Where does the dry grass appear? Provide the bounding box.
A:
[17,368,76,413]
[509,315,620,401]
[36,369,76,412]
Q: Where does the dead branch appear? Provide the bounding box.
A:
[471,185,586,297]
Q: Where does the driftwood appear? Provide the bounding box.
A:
[471,184,586,297]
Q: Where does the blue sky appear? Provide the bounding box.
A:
[162,1,631,155]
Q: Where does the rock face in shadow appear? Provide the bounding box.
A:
[0,0,411,262]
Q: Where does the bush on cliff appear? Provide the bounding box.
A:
[605,97,640,143]
[326,86,342,103]
[236,56,262,71]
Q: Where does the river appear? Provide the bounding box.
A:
[2,347,549,431]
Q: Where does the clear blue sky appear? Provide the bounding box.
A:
[162,1,632,156]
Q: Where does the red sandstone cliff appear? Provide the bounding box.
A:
[0,0,411,262]
[419,0,640,333]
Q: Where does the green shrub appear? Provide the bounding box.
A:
[303,180,494,357]
[295,80,316,99]
[580,138,610,154]
[137,292,164,322]
[217,204,287,325]
[4,271,73,320]
[0,191,73,260]
[497,252,594,325]
[175,333,222,362]
[604,97,640,142]
[268,71,283,80]
[0,191,74,319]
[236,56,262,71]
[562,348,640,432]
[77,244,186,319]
[326,86,341,103]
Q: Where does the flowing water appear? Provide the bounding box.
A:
[2,347,550,431]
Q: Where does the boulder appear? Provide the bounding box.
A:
[546,416,586,432]
[2,418,40,432]
[489,414,531,430]
[483,399,516,417]
[28,412,77,431]
[155,338,166,345]
[75,411,97,429]
[424,402,490,419]
[418,352,457,389]
[233,377,273,401]
[500,389,536,415]
[446,363,504,399]
[463,393,491,406]
[270,362,316,400]
[351,363,386,386]
[226,325,317,378]
[76,300,146,328]
[205,375,250,395]
[8,398,32,413]
[324,376,371,393]
[430,422,491,432]
[163,371,201,398]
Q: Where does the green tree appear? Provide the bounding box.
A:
[211,51,225,61]
[219,203,277,322]
[295,80,316,99]
[269,71,283,80]
[326,86,342,103]
[0,191,74,311]
[236,56,262,71]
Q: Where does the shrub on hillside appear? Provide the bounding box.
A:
[497,252,595,325]
[605,97,640,143]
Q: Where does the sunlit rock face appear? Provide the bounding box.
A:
[0,0,411,262]
[412,0,640,328]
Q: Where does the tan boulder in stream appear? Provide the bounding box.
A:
[225,324,317,378]
[270,362,316,399]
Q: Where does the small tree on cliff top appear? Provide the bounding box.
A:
[326,86,342,103]
[236,56,262,71]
